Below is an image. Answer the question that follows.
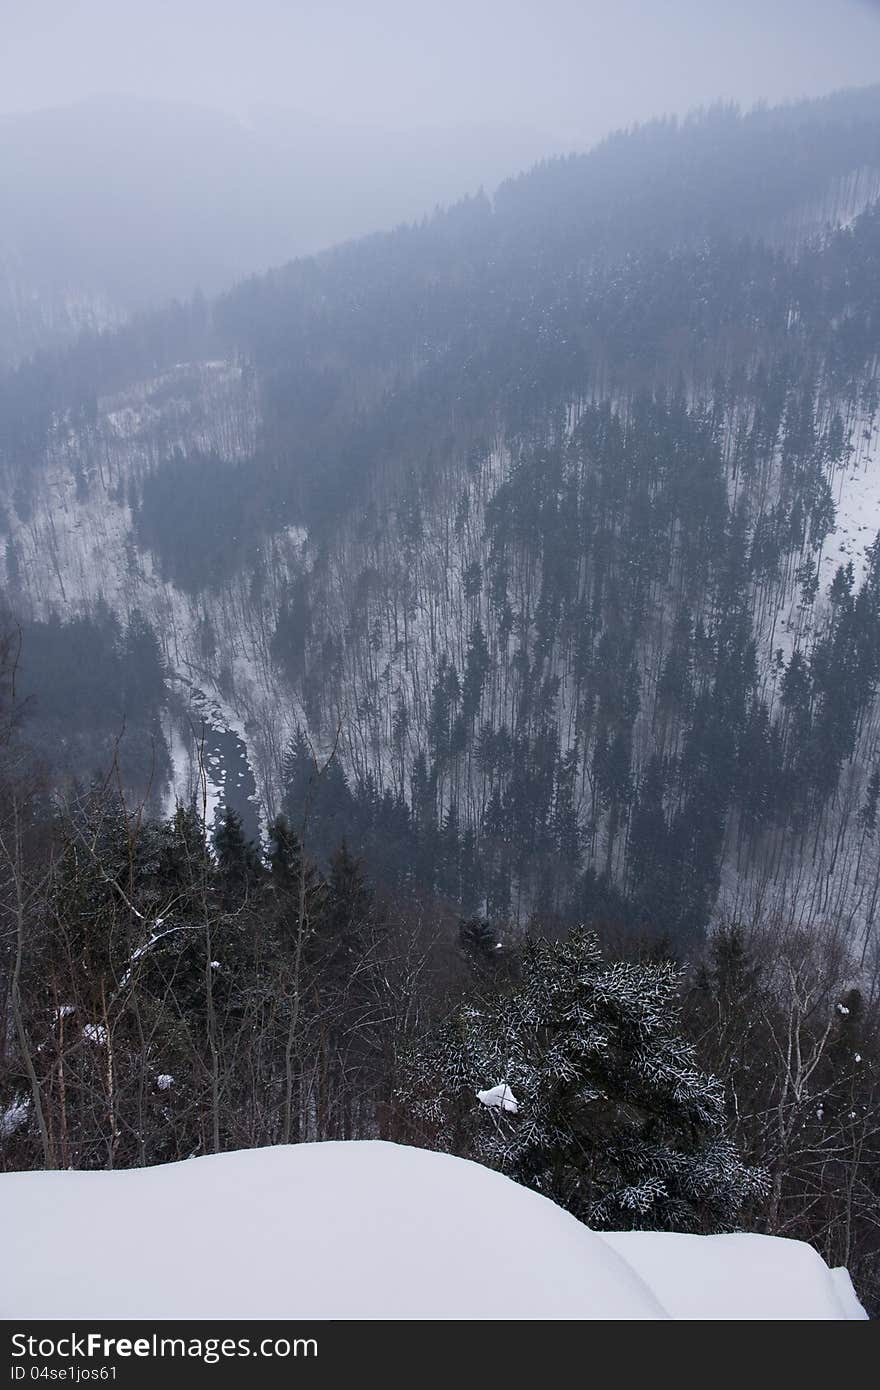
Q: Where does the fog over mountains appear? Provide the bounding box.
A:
[0,95,557,365]
[4,0,879,363]
[4,36,880,1316]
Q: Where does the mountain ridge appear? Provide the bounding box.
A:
[3,90,880,945]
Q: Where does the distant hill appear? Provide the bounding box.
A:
[0,94,556,364]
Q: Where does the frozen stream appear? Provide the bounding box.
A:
[163,675,261,846]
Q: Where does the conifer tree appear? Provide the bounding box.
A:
[214,807,260,903]
[405,928,768,1232]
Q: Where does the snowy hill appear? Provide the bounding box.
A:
[5,94,880,944]
[0,1141,865,1320]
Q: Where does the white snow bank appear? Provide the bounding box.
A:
[602,1230,866,1321]
[0,1142,865,1320]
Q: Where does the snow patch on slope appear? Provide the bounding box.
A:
[825,408,880,583]
[2,360,308,826]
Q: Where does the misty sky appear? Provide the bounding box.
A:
[2,0,880,144]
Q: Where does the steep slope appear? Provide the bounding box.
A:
[3,91,880,944]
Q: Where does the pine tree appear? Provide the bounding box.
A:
[323,841,371,953]
[404,928,768,1232]
[267,813,303,890]
[214,806,260,903]
[266,812,323,948]
[121,608,166,718]
[458,916,504,973]
[462,621,490,721]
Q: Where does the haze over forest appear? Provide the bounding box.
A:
[2,0,880,1325]
[2,0,880,361]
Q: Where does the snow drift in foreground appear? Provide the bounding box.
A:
[0,1141,865,1320]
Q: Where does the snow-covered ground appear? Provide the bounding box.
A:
[825,411,880,583]
[0,1141,865,1320]
[1,359,306,825]
[5,350,880,932]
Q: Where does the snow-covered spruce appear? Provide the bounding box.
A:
[403,929,768,1232]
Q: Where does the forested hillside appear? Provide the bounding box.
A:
[3,89,880,945]
[3,85,880,1312]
